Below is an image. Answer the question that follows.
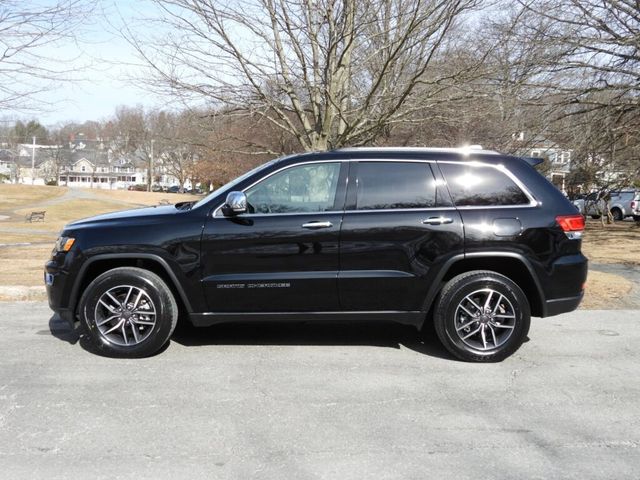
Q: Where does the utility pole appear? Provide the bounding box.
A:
[148,139,155,192]
[31,136,36,185]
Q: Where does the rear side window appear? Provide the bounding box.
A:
[613,192,634,201]
[355,162,439,210]
[439,162,530,207]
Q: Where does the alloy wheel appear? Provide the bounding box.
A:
[94,285,157,346]
[453,288,516,351]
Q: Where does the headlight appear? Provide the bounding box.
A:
[54,236,75,253]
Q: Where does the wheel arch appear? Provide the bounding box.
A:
[70,253,193,318]
[422,252,546,325]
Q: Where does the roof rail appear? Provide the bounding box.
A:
[333,146,500,155]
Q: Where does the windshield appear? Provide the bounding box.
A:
[192,157,282,209]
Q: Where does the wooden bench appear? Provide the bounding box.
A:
[25,211,46,222]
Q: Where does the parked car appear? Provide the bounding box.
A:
[167,185,180,193]
[45,147,587,362]
[151,184,163,192]
[127,184,147,192]
[632,192,640,222]
[608,190,640,221]
[573,189,639,220]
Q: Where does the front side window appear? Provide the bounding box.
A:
[356,162,439,210]
[245,162,341,214]
[439,162,530,207]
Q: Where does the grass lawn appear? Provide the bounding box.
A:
[581,219,640,266]
[0,184,66,211]
[91,188,199,205]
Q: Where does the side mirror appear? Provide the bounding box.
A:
[222,191,247,216]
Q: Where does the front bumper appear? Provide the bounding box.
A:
[45,254,78,328]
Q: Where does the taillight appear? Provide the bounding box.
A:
[556,214,585,239]
[632,201,637,210]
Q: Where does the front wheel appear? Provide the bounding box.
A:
[78,267,178,358]
[433,271,530,362]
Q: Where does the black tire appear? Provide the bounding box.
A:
[433,270,530,362]
[633,215,640,223]
[78,267,178,358]
[590,215,601,219]
[611,208,623,222]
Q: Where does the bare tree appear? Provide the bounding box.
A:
[124,0,481,152]
[518,0,640,168]
[0,1,94,111]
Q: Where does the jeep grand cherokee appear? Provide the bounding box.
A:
[45,147,588,362]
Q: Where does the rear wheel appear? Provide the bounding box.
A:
[433,271,530,362]
[79,267,178,358]
[611,208,623,222]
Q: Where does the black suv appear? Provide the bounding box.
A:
[45,147,588,362]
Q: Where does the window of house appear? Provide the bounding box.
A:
[355,162,439,210]
[81,166,86,172]
[245,162,341,214]
[439,162,530,207]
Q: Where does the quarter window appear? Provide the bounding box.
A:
[245,162,341,214]
[439,163,530,207]
[356,162,439,210]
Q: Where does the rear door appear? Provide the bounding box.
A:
[338,159,464,312]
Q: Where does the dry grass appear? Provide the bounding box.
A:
[581,270,633,309]
[91,188,200,205]
[0,199,140,237]
[0,184,66,211]
[0,233,56,244]
[0,245,52,286]
[581,220,640,266]
[10,199,137,233]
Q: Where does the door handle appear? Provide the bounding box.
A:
[302,221,333,229]
[422,216,453,225]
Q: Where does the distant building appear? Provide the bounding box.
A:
[526,138,572,194]
[2,140,179,190]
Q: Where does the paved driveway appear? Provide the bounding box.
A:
[0,302,638,479]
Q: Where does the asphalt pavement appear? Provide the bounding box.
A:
[0,302,638,479]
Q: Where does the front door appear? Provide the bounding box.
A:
[339,160,464,311]
[201,161,347,312]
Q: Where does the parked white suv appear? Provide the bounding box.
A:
[632,192,640,222]
[573,190,639,221]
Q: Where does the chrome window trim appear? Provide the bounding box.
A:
[344,207,457,214]
[212,157,539,217]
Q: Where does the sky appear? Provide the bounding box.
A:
[3,1,165,127]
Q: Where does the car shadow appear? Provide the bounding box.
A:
[48,313,80,344]
[171,320,455,360]
[49,313,455,360]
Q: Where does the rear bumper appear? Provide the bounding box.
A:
[543,293,584,317]
[539,253,587,317]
